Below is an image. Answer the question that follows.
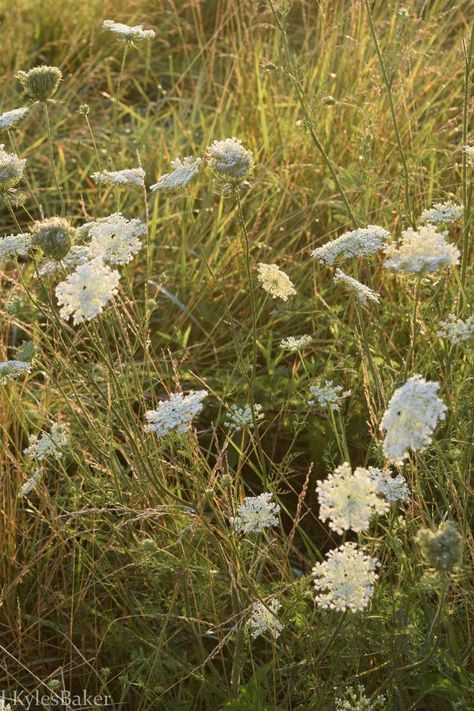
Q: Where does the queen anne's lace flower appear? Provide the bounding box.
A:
[232,493,280,534]
[144,390,208,436]
[309,380,350,411]
[19,468,44,498]
[81,213,146,265]
[333,269,380,305]
[24,422,68,462]
[0,233,32,260]
[384,225,459,272]
[437,314,474,344]
[150,156,201,193]
[380,375,447,463]
[206,137,254,179]
[312,225,390,264]
[225,403,263,431]
[0,359,32,384]
[102,19,156,42]
[0,145,26,191]
[335,685,386,711]
[463,145,474,166]
[279,334,313,352]
[368,467,410,503]
[91,168,145,188]
[313,543,379,611]
[0,108,29,130]
[37,246,90,278]
[247,599,283,640]
[317,462,389,534]
[257,263,296,301]
[420,201,463,225]
[55,258,120,324]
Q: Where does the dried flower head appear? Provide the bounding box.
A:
[417,520,463,573]
[279,334,313,352]
[312,225,390,264]
[437,314,474,344]
[150,156,201,193]
[312,543,379,612]
[257,263,296,301]
[232,493,280,534]
[309,380,351,411]
[0,232,32,261]
[384,225,459,273]
[420,201,463,225]
[225,403,263,431]
[247,599,283,640]
[206,137,254,179]
[0,359,32,384]
[333,268,380,305]
[0,144,26,190]
[0,107,29,130]
[91,168,145,188]
[144,390,208,436]
[24,422,68,462]
[368,467,410,503]
[80,213,146,265]
[102,19,156,42]
[31,217,75,260]
[17,65,62,102]
[55,258,120,324]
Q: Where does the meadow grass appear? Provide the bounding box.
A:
[0,0,473,709]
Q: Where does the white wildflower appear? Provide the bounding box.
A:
[312,225,390,264]
[81,213,146,265]
[420,201,463,225]
[0,232,32,260]
[0,144,26,190]
[24,422,68,462]
[55,258,120,324]
[0,107,29,130]
[463,145,474,166]
[19,469,45,498]
[368,467,410,503]
[384,225,459,273]
[247,599,283,640]
[312,542,379,612]
[37,245,90,278]
[144,390,208,436]
[150,156,201,193]
[309,380,351,411]
[380,375,447,464]
[206,137,254,179]
[225,403,263,431]
[232,493,280,534]
[257,263,296,301]
[0,359,32,384]
[335,684,386,711]
[333,268,380,305]
[279,335,313,352]
[91,168,145,188]
[437,313,474,344]
[317,462,389,534]
[102,19,155,42]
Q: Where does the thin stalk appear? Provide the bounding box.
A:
[107,43,129,162]
[5,195,22,232]
[460,26,474,298]
[43,101,65,216]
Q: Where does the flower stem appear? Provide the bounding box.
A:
[43,101,65,216]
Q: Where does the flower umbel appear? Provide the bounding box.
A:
[384,224,460,273]
[55,258,120,324]
[246,599,283,640]
[437,314,474,344]
[102,19,156,42]
[150,156,201,193]
[0,233,32,261]
[309,380,350,411]
[31,217,75,260]
[232,493,280,534]
[369,467,410,503]
[279,335,313,352]
[335,685,386,711]
[91,168,146,188]
[0,144,26,191]
[206,137,254,179]
[0,359,32,384]
[0,108,29,130]
[80,213,146,265]
[312,225,390,264]
[225,403,263,431]
[144,390,208,436]
[17,65,62,102]
[257,263,296,301]
[417,520,463,573]
[24,422,68,462]
[420,201,463,225]
[333,268,380,305]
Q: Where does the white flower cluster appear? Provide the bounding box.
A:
[0,233,32,261]
[316,462,389,534]
[232,493,280,534]
[464,145,474,166]
[380,375,447,464]
[144,390,208,436]
[24,422,68,462]
[368,466,410,503]
[0,359,32,384]
[437,313,474,344]
[0,144,26,190]
[335,685,386,711]
[420,201,463,225]
[225,403,263,431]
[279,334,313,352]
[55,257,120,324]
[0,107,29,130]
[206,137,254,179]
[91,168,145,188]
[102,19,155,42]
[309,380,350,411]
[333,269,380,305]
[384,225,460,273]
[37,245,90,277]
[257,263,296,301]
[81,213,146,265]
[312,225,390,264]
[150,156,201,193]
[246,599,283,640]
[19,468,44,498]
[312,542,379,612]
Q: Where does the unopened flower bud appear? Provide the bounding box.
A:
[78,104,90,116]
[17,65,62,102]
[31,217,75,260]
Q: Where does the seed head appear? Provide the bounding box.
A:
[417,520,463,573]
[31,217,75,260]
[0,144,26,191]
[17,65,62,102]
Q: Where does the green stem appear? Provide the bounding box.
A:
[107,43,129,162]
[43,101,65,216]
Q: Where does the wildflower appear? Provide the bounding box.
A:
[0,107,29,130]
[91,168,145,188]
[80,213,146,265]
[380,375,447,464]
[17,65,62,102]
[206,137,254,179]
[31,217,75,260]
[225,403,263,431]
[420,201,463,225]
[0,232,32,260]
[417,520,463,573]
[333,268,380,305]
[384,224,459,273]
[437,313,474,344]
[18,468,44,498]
[335,685,386,711]
[317,462,389,534]
[279,335,313,352]
[257,263,296,301]
[24,422,68,462]
[309,380,350,411]
[0,144,26,191]
[247,599,283,640]
[463,145,474,166]
[312,225,390,264]
[150,156,201,193]
[312,542,379,612]
[232,493,280,534]
[144,390,208,436]
[0,359,32,384]
[37,245,90,277]
[368,466,410,503]
[102,19,156,42]
[55,258,120,324]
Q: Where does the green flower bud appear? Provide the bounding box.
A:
[17,65,62,102]
[220,474,232,488]
[31,217,75,260]
[417,520,463,573]
[78,104,90,115]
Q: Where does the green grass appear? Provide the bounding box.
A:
[0,0,473,709]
